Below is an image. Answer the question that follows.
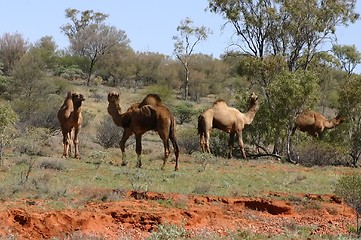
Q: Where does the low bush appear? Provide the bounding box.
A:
[293,140,349,167]
[95,115,122,149]
[177,127,199,154]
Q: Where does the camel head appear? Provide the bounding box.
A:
[108,91,120,103]
[107,92,122,116]
[248,92,259,112]
[249,92,258,103]
[71,92,85,108]
[335,113,347,125]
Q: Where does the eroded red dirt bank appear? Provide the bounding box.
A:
[0,191,355,239]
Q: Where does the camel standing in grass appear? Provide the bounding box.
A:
[287,110,346,163]
[107,92,180,171]
[57,92,85,159]
[198,92,259,159]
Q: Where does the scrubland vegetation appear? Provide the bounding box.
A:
[1,1,361,238]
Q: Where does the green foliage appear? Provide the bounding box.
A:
[59,65,85,80]
[293,140,349,167]
[332,44,361,75]
[39,159,65,171]
[209,130,229,158]
[208,0,359,71]
[142,85,173,103]
[335,173,361,235]
[62,8,130,85]
[172,102,199,124]
[173,17,212,100]
[0,103,18,163]
[248,70,320,153]
[148,223,187,240]
[12,127,50,156]
[95,115,122,149]
[177,127,199,154]
[338,75,361,166]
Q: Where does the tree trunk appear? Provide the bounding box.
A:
[184,65,190,100]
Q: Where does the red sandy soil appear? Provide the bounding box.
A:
[0,190,355,239]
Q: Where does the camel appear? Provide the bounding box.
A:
[198,92,259,159]
[286,110,347,163]
[107,92,180,171]
[57,91,85,159]
[290,110,346,138]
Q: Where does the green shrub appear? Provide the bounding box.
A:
[209,130,229,158]
[293,140,349,167]
[177,127,199,154]
[335,173,361,236]
[39,159,65,171]
[95,115,122,149]
[172,102,199,124]
[12,127,51,156]
[148,223,187,240]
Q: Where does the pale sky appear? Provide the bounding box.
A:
[1,0,361,69]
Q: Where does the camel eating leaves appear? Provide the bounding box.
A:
[57,92,85,159]
[286,110,346,163]
[291,110,346,138]
[198,92,259,159]
[107,92,180,171]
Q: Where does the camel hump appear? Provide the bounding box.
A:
[212,99,227,107]
[140,94,163,107]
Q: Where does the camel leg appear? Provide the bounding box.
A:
[135,134,142,168]
[199,133,205,152]
[119,128,133,166]
[170,136,180,171]
[62,131,70,158]
[199,132,208,153]
[161,137,170,171]
[228,132,235,159]
[205,130,211,153]
[73,127,81,159]
[236,131,247,159]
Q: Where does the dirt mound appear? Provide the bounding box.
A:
[0,191,355,239]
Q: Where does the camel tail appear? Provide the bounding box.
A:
[197,115,206,136]
[170,116,180,170]
[170,117,179,150]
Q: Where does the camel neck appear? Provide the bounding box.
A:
[244,102,259,125]
[324,118,339,129]
[108,102,124,126]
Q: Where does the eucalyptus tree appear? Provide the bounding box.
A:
[173,17,212,100]
[208,0,358,155]
[0,103,18,165]
[332,44,361,76]
[0,32,28,76]
[29,36,59,72]
[61,8,130,85]
[208,0,359,71]
[337,75,361,166]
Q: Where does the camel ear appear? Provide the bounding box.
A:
[108,92,119,101]
[251,92,258,100]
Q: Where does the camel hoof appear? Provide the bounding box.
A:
[121,161,128,166]
[75,155,81,159]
